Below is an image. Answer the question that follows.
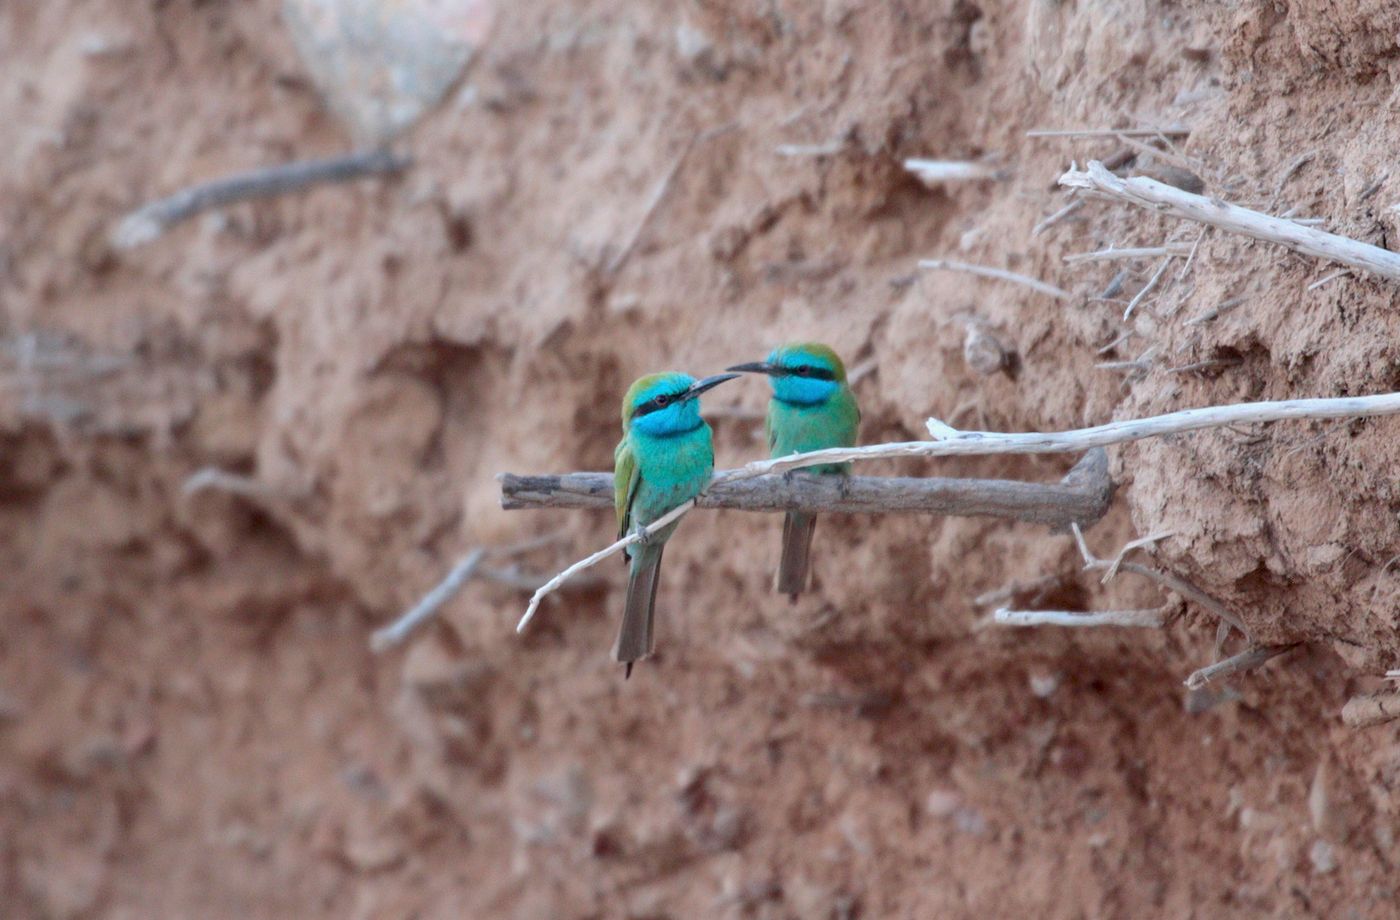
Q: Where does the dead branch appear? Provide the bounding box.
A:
[684,392,1400,484]
[517,500,694,633]
[182,467,277,499]
[372,549,487,652]
[1308,269,1352,291]
[1184,644,1298,690]
[1122,254,1174,321]
[904,159,1009,185]
[1063,243,1192,264]
[1341,692,1400,729]
[1032,198,1085,236]
[775,141,844,157]
[501,448,1113,528]
[918,258,1072,301]
[605,136,696,275]
[1071,523,1247,636]
[1028,126,1190,138]
[374,535,571,651]
[1059,160,1400,282]
[112,149,410,248]
[993,606,1168,628]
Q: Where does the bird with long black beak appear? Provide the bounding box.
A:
[613,371,739,676]
[727,344,860,600]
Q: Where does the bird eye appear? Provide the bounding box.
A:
[794,365,811,376]
[655,394,671,407]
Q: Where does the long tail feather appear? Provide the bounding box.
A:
[776,512,818,600]
[613,543,664,674]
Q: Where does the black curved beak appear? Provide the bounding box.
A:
[683,372,741,401]
[726,361,781,376]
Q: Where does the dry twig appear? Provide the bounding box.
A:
[113,149,410,248]
[1060,161,1400,282]
[1122,255,1174,321]
[1307,269,1352,291]
[605,137,697,275]
[1063,243,1192,264]
[517,500,694,633]
[918,258,1072,301]
[374,535,569,650]
[1031,198,1085,236]
[1028,126,1189,139]
[1184,644,1297,690]
[904,159,1008,185]
[993,606,1168,628]
[502,449,1112,527]
[685,391,1400,482]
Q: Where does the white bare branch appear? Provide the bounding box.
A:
[515,500,695,634]
[1028,127,1189,138]
[1063,244,1192,264]
[904,159,1008,185]
[698,392,1400,484]
[918,258,1072,302]
[1059,160,1400,282]
[993,606,1168,628]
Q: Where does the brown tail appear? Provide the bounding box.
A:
[613,543,663,677]
[776,512,818,601]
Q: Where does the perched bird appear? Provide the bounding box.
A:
[613,371,739,676]
[728,343,860,600]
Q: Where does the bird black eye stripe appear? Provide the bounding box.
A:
[782,365,836,381]
[632,389,689,418]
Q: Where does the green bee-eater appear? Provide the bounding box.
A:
[728,343,860,600]
[613,371,739,676]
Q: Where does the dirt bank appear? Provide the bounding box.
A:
[4,0,1400,916]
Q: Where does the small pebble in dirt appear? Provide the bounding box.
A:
[1028,671,1061,698]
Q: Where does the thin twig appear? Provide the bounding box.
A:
[1096,331,1132,355]
[1176,228,1208,282]
[1059,161,1400,282]
[973,573,1064,608]
[1111,133,1199,174]
[517,500,695,633]
[502,449,1113,527]
[112,150,410,248]
[775,142,844,157]
[605,137,696,275]
[1307,269,1352,291]
[1028,126,1190,138]
[1183,644,1297,690]
[994,606,1168,628]
[1063,244,1192,264]
[1123,255,1174,321]
[371,550,487,652]
[1032,198,1085,236]
[918,258,1072,302]
[1070,523,1247,636]
[1168,358,1243,375]
[730,392,1400,484]
[182,467,276,499]
[1100,530,1174,583]
[373,535,568,651]
[1184,296,1244,326]
[904,159,1008,185]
